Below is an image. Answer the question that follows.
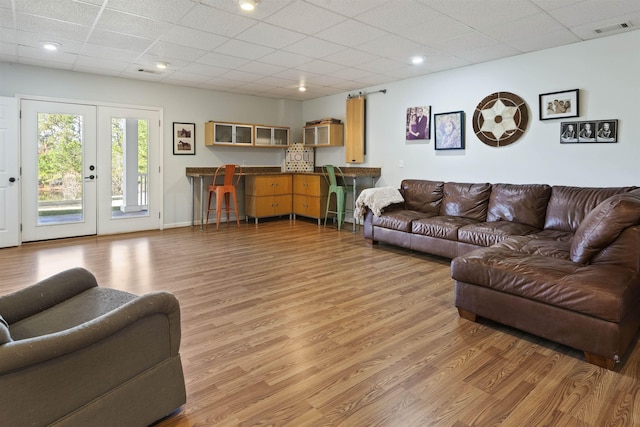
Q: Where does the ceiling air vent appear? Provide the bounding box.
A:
[137,68,157,74]
[594,22,632,34]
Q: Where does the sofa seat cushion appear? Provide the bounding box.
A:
[493,235,571,260]
[451,247,640,323]
[533,229,574,242]
[0,314,11,344]
[372,210,434,232]
[441,182,492,220]
[412,216,479,241]
[487,183,551,229]
[457,221,541,247]
[10,287,137,340]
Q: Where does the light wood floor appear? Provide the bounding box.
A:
[2,220,640,426]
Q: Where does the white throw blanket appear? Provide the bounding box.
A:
[354,187,404,220]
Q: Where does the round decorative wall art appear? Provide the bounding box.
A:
[472,92,528,147]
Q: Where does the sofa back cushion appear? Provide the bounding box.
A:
[0,314,12,344]
[441,182,491,220]
[570,192,640,264]
[544,186,635,232]
[400,179,444,214]
[487,183,551,229]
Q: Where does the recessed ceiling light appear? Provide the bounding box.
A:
[411,56,425,65]
[298,86,307,92]
[239,0,258,11]
[42,42,61,51]
[156,62,169,69]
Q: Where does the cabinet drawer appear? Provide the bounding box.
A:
[293,175,326,197]
[246,174,292,196]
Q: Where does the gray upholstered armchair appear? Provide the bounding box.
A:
[0,268,186,426]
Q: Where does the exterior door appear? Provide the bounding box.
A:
[21,100,97,242]
[97,106,161,234]
[0,97,19,248]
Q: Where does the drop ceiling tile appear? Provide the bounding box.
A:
[0,42,16,56]
[258,50,314,68]
[356,57,407,74]
[570,11,640,40]
[15,13,90,41]
[74,55,130,71]
[160,70,212,83]
[482,12,566,41]
[264,2,346,35]
[219,69,264,82]
[399,14,474,46]
[455,44,521,63]
[530,0,583,10]
[548,0,640,27]
[506,28,580,52]
[79,43,140,62]
[178,4,257,38]
[253,75,299,87]
[426,0,541,30]
[306,74,347,86]
[135,55,188,71]
[322,48,378,67]
[235,22,306,49]
[71,65,122,77]
[305,0,390,17]
[236,81,278,92]
[273,68,319,82]
[295,59,345,74]
[120,69,165,81]
[201,76,246,89]
[357,34,432,62]
[214,39,275,60]
[159,26,228,51]
[283,37,346,59]
[199,0,293,19]
[18,44,77,63]
[19,56,74,70]
[240,61,287,76]
[180,62,228,77]
[429,31,503,55]
[357,0,439,33]
[196,52,250,69]
[103,0,198,24]
[15,0,99,26]
[87,29,153,52]
[148,41,208,62]
[354,74,394,86]
[95,9,172,40]
[314,20,387,47]
[16,31,84,53]
[329,67,376,81]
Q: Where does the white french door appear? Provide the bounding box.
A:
[21,99,162,242]
[0,97,19,248]
[21,100,97,241]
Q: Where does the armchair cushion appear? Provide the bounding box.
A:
[0,314,11,344]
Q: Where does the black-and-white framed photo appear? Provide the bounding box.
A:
[173,122,195,155]
[596,119,618,143]
[578,121,597,142]
[560,121,578,143]
[406,105,431,141]
[434,111,465,150]
[539,89,579,120]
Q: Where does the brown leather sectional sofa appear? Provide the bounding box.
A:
[362,179,640,369]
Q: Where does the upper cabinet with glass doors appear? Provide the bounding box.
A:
[204,121,289,147]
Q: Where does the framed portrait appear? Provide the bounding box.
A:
[560,121,578,143]
[434,111,465,150]
[173,122,195,155]
[595,119,618,143]
[578,121,597,143]
[406,105,431,141]
[539,89,579,120]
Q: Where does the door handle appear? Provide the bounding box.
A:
[84,175,95,180]
[8,177,16,183]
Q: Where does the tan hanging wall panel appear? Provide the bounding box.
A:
[345,97,365,163]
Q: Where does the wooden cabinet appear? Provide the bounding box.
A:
[245,175,292,222]
[346,97,365,163]
[255,125,289,147]
[205,121,253,146]
[292,174,334,224]
[303,123,343,147]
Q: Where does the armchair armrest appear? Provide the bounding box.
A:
[0,291,181,374]
[0,268,98,323]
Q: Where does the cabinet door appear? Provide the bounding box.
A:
[272,174,292,195]
[303,127,315,145]
[255,126,272,146]
[272,195,292,215]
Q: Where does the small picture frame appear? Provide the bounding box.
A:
[596,120,617,143]
[173,122,195,155]
[539,89,579,120]
[406,105,431,141]
[578,121,597,142]
[434,111,465,150]
[560,121,578,143]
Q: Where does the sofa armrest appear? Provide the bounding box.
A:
[0,291,181,374]
[0,268,98,323]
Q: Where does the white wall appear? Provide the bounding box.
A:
[0,63,303,227]
[2,29,639,229]
[305,30,640,189]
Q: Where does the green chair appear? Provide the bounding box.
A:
[322,165,353,230]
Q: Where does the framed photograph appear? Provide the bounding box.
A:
[434,111,465,150]
[173,122,195,155]
[596,119,618,143]
[560,121,578,143]
[539,89,579,120]
[578,121,597,142]
[406,105,431,141]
